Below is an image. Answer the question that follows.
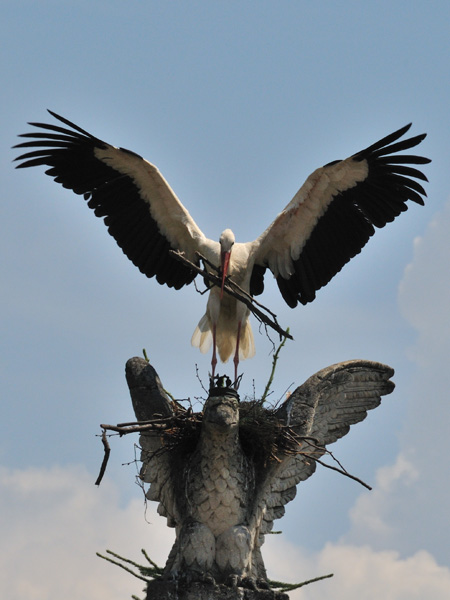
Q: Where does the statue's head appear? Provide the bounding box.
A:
[203,394,239,431]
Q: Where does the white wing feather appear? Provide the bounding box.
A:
[94,145,209,261]
[255,159,368,278]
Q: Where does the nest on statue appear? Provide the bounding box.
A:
[146,399,316,471]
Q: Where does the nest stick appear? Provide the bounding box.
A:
[95,430,111,486]
[169,250,292,341]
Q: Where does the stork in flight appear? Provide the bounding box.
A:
[14,112,430,382]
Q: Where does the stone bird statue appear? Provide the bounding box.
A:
[126,357,394,588]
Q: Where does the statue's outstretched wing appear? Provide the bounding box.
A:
[251,360,394,542]
[126,357,174,421]
[277,359,395,443]
[126,357,181,527]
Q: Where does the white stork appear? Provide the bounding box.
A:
[14,112,430,382]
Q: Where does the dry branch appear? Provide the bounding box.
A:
[95,430,111,486]
[169,250,293,341]
[97,410,371,491]
[270,572,334,591]
[312,457,372,490]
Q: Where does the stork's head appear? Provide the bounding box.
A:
[219,229,235,298]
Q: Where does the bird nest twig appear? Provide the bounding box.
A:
[169,250,293,341]
[97,402,371,490]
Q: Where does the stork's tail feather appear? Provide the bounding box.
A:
[231,320,255,362]
[191,315,255,363]
[191,314,213,354]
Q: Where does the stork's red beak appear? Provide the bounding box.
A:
[220,250,231,299]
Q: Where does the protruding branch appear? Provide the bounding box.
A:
[312,456,372,490]
[260,328,290,404]
[270,572,334,591]
[95,430,111,486]
[96,549,163,582]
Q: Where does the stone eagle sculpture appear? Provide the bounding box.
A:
[126,357,394,588]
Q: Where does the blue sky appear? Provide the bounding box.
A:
[2,2,450,599]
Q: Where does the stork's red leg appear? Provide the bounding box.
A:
[233,321,242,384]
[211,323,218,379]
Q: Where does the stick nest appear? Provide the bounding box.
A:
[152,400,308,469]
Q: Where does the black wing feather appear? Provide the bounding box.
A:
[278,124,430,307]
[14,111,197,290]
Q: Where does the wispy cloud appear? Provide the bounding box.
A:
[263,536,450,600]
[0,465,174,600]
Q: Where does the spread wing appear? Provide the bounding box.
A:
[250,360,394,540]
[254,125,430,306]
[279,359,395,442]
[14,111,210,289]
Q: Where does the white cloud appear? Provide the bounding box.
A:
[345,453,419,542]
[263,536,450,600]
[0,464,174,600]
[398,199,450,366]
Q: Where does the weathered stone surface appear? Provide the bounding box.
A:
[145,579,289,600]
[126,357,173,421]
